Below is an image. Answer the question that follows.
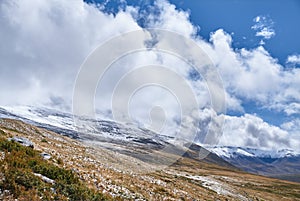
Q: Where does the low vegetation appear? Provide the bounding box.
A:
[0,135,109,201]
[1,119,300,200]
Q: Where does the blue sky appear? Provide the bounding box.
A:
[84,0,300,126]
[87,0,300,65]
[169,0,300,65]
[167,0,300,125]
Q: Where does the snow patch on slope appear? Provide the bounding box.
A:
[2,106,74,130]
[165,170,247,200]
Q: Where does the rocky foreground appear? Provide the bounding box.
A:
[0,118,300,201]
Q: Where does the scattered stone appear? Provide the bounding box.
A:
[0,151,5,161]
[40,152,51,160]
[9,136,34,148]
[33,173,55,184]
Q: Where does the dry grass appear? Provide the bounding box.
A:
[0,118,300,201]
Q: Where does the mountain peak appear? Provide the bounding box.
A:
[205,145,299,159]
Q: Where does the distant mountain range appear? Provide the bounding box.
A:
[206,146,299,159]
[205,145,300,182]
[1,105,299,182]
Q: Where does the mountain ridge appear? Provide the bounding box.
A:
[205,145,300,159]
[1,105,300,184]
[1,118,300,200]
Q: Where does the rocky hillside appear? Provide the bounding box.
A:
[0,118,300,200]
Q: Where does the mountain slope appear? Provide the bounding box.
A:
[1,118,300,200]
[0,106,235,170]
[0,132,108,201]
[1,106,300,183]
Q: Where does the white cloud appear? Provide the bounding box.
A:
[147,0,197,37]
[287,54,300,65]
[272,102,300,116]
[0,0,140,108]
[195,110,299,151]
[255,27,275,39]
[281,119,300,131]
[251,15,275,40]
[0,0,299,151]
[280,119,300,150]
[200,29,300,116]
[254,16,260,23]
[220,114,297,151]
[3,0,292,115]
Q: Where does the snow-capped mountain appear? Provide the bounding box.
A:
[0,105,235,169]
[2,105,298,158]
[0,105,175,146]
[205,146,299,159]
[205,145,300,180]
[0,106,81,139]
[1,105,76,130]
[1,105,300,182]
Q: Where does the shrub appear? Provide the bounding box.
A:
[41,138,48,143]
[0,136,109,200]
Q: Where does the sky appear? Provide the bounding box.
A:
[0,0,299,151]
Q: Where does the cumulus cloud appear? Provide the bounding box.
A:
[0,0,140,108]
[281,119,300,131]
[196,110,299,151]
[0,0,299,151]
[280,119,300,150]
[199,29,300,117]
[255,27,275,39]
[251,15,275,40]
[146,0,197,37]
[286,54,300,65]
[219,114,298,151]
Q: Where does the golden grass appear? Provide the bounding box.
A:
[1,118,300,201]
